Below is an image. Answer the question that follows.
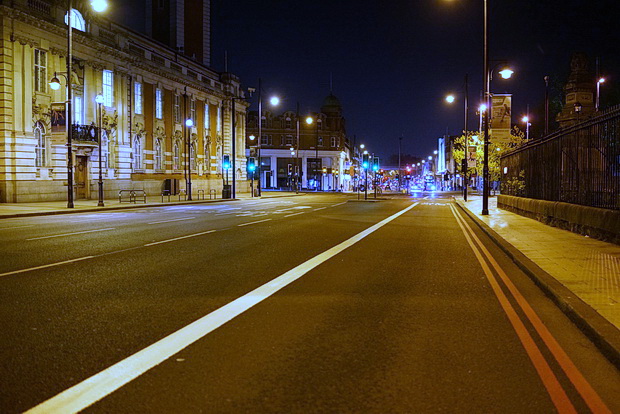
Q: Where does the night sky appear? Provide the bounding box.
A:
[114,0,620,161]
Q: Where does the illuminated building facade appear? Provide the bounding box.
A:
[0,0,247,202]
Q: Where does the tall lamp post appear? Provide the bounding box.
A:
[95,94,104,206]
[482,64,513,215]
[185,117,194,200]
[445,73,469,201]
[522,115,531,141]
[49,0,108,208]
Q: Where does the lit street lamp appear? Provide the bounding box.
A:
[521,115,531,140]
[444,74,469,200]
[256,78,279,195]
[51,0,108,208]
[483,63,513,215]
[95,94,105,206]
[185,117,194,200]
[596,77,606,111]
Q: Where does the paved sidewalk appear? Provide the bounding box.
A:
[0,191,303,219]
[457,194,620,365]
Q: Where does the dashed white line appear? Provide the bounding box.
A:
[237,218,272,227]
[313,207,327,211]
[27,228,115,241]
[147,217,195,225]
[284,212,305,218]
[0,256,95,278]
[330,202,347,207]
[144,230,216,246]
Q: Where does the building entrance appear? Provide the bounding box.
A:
[75,155,89,199]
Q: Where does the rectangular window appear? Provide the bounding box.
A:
[190,99,196,123]
[74,96,83,125]
[204,103,210,129]
[318,136,323,146]
[217,106,222,132]
[155,88,163,119]
[286,135,293,146]
[134,82,142,114]
[331,136,337,147]
[174,94,181,123]
[34,49,47,93]
[103,70,113,107]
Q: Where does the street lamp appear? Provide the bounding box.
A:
[444,73,470,200]
[52,0,108,208]
[521,115,531,140]
[596,77,606,111]
[185,117,194,200]
[256,78,279,195]
[305,115,321,190]
[483,63,514,215]
[95,94,104,206]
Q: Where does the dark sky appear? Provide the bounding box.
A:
[115,0,620,160]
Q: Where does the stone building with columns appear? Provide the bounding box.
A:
[0,0,248,202]
[246,93,353,191]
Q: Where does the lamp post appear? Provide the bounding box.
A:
[49,0,108,208]
[398,136,402,190]
[522,115,530,141]
[596,77,605,112]
[295,102,301,193]
[544,76,550,135]
[445,73,469,201]
[304,115,320,191]
[95,94,104,206]
[482,64,513,215]
[185,117,194,200]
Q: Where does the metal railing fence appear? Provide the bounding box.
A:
[501,105,620,210]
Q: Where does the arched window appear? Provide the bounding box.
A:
[173,142,180,170]
[285,117,292,129]
[65,9,86,32]
[34,122,46,167]
[190,143,196,171]
[133,136,142,170]
[317,119,323,130]
[155,139,163,170]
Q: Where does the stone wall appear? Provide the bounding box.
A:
[498,194,620,245]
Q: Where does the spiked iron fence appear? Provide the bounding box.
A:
[501,105,620,210]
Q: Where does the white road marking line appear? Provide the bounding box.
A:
[27,228,115,241]
[330,202,347,207]
[0,225,34,230]
[147,217,195,225]
[284,212,305,218]
[0,256,95,278]
[144,230,216,246]
[313,207,327,211]
[237,218,272,227]
[26,201,419,414]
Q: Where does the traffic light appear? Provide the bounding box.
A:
[372,157,379,172]
[362,153,369,170]
[247,157,256,172]
[287,164,293,176]
[223,154,231,170]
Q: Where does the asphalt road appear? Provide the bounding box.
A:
[0,193,618,413]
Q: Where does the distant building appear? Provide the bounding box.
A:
[0,0,246,202]
[246,94,352,191]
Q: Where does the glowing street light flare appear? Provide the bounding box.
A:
[445,94,455,104]
[270,96,280,106]
[499,68,514,79]
[479,104,487,112]
[185,118,194,127]
[90,0,108,12]
[305,116,313,125]
[522,116,529,123]
[598,77,606,84]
